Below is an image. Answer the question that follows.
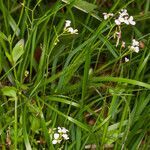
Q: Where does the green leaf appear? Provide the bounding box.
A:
[62,0,97,13]
[30,116,41,132]
[12,39,24,64]
[0,31,8,41]
[91,76,150,89]
[8,15,20,36]
[1,86,17,98]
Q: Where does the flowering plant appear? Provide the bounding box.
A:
[49,126,69,149]
[103,8,140,62]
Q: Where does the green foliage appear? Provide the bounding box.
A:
[0,0,150,149]
[12,39,24,64]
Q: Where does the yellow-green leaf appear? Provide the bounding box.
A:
[12,39,24,64]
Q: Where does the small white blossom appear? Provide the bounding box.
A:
[67,27,78,34]
[125,57,129,62]
[115,19,121,25]
[130,46,139,53]
[62,134,69,140]
[119,9,128,17]
[58,127,69,134]
[128,16,136,25]
[52,139,57,144]
[54,133,60,139]
[64,20,71,29]
[132,39,139,46]
[130,39,140,53]
[103,13,114,20]
[64,20,78,34]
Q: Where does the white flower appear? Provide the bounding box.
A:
[62,134,69,140]
[103,13,114,20]
[128,16,136,25]
[129,39,140,53]
[132,39,139,46]
[64,20,71,29]
[115,19,121,25]
[58,127,68,133]
[119,9,128,18]
[64,20,78,34]
[123,17,130,25]
[52,140,58,144]
[125,57,129,62]
[51,127,69,145]
[130,46,139,53]
[67,27,78,34]
[52,139,61,145]
[54,133,59,139]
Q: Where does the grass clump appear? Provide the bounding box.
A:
[0,0,150,149]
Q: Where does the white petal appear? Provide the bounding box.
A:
[120,9,128,17]
[104,15,108,20]
[103,12,114,20]
[118,17,124,22]
[110,13,114,16]
[52,140,57,144]
[65,20,71,25]
[58,127,62,133]
[68,27,74,33]
[124,19,129,25]
[130,20,136,25]
[72,29,78,34]
[134,46,139,53]
[62,134,69,140]
[64,20,71,28]
[125,57,129,62]
[54,133,59,139]
[61,127,69,133]
[115,19,121,25]
[128,16,136,25]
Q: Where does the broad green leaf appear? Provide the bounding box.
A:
[12,39,24,64]
[1,86,17,98]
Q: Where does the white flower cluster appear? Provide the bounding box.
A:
[103,9,136,26]
[103,9,139,64]
[124,39,140,63]
[52,127,69,145]
[129,39,140,53]
[115,9,136,26]
[64,20,78,34]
